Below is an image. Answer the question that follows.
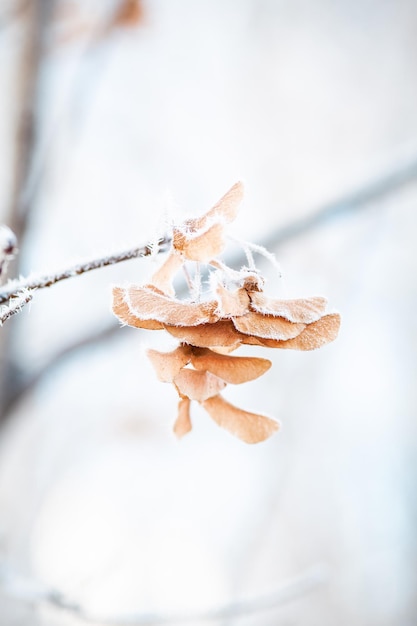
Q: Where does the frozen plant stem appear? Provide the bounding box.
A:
[0,236,171,306]
[0,291,33,325]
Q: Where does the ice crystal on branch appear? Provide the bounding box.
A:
[112,182,341,443]
[0,289,33,326]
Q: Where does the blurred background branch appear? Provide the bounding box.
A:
[0,0,29,33]
[0,559,325,625]
[0,0,54,420]
[261,152,417,250]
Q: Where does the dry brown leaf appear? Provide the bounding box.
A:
[232,311,306,341]
[238,335,266,346]
[249,293,328,323]
[126,286,219,326]
[201,181,244,228]
[172,182,243,262]
[174,398,192,438]
[258,313,341,350]
[150,251,183,296]
[181,181,244,235]
[215,284,250,317]
[202,395,280,443]
[174,369,227,402]
[164,320,245,349]
[173,222,225,262]
[147,345,191,382]
[190,348,271,384]
[112,287,164,329]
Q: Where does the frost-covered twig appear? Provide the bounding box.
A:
[0,236,171,306]
[0,560,327,624]
[0,290,33,326]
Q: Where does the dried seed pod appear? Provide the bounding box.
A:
[249,293,328,323]
[202,395,280,444]
[215,284,250,317]
[190,348,271,384]
[115,285,219,327]
[174,398,192,438]
[172,182,244,261]
[147,345,191,382]
[150,251,183,296]
[232,311,306,341]
[111,182,340,443]
[112,287,164,329]
[164,320,245,349]
[173,369,227,402]
[257,313,341,351]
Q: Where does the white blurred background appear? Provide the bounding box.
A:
[0,1,416,624]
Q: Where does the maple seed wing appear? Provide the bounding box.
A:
[150,251,183,296]
[174,398,192,438]
[172,182,244,261]
[204,181,244,226]
[232,311,306,340]
[147,346,191,382]
[173,369,227,402]
[202,395,280,444]
[173,223,225,262]
[215,284,250,317]
[278,313,341,350]
[190,348,271,384]
[126,287,218,326]
[165,320,244,349]
[258,313,341,350]
[249,294,328,323]
[112,287,164,329]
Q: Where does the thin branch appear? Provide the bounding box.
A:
[0,236,171,306]
[6,0,54,243]
[0,561,326,625]
[0,290,33,326]
[261,153,417,251]
[0,236,169,416]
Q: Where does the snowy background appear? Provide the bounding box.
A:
[0,1,416,624]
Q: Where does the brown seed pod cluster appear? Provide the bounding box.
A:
[112,183,341,443]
